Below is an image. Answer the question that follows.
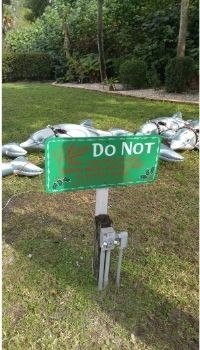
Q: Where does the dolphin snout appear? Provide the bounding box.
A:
[160,144,184,162]
[20,139,36,149]
[20,139,35,149]
[170,140,183,150]
[20,139,45,150]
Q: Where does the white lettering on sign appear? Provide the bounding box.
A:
[93,143,104,157]
[121,142,132,155]
[132,143,143,154]
[145,142,155,153]
[121,142,155,155]
[92,141,156,157]
[93,143,117,157]
[105,145,116,156]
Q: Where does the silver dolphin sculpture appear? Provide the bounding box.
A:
[20,120,97,150]
[20,127,55,150]
[136,112,187,137]
[108,128,134,136]
[160,144,184,162]
[2,156,43,177]
[20,120,134,150]
[2,163,14,177]
[187,119,199,131]
[20,118,184,162]
[44,126,183,162]
[170,127,199,151]
[159,129,177,143]
[2,143,27,157]
[52,125,134,138]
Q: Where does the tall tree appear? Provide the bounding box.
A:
[63,6,70,59]
[97,0,107,81]
[177,0,190,57]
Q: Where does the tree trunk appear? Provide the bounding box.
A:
[62,6,71,60]
[63,21,70,60]
[177,0,190,57]
[97,0,107,81]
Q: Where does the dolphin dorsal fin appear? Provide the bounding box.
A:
[172,112,182,119]
[80,119,93,127]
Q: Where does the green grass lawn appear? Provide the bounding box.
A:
[2,83,199,350]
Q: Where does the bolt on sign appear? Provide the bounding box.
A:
[45,135,161,193]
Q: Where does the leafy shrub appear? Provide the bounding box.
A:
[64,54,100,83]
[147,66,161,88]
[165,56,196,92]
[3,52,52,82]
[64,56,80,82]
[79,54,100,82]
[132,7,179,82]
[119,59,148,88]
[4,7,65,75]
[108,56,131,79]
[4,26,41,52]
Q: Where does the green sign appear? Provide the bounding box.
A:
[45,135,161,193]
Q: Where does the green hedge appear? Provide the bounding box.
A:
[119,59,148,88]
[165,56,196,92]
[3,52,53,82]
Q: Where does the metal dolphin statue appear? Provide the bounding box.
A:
[170,127,199,151]
[20,127,56,150]
[2,156,43,177]
[136,112,188,138]
[108,128,134,136]
[49,125,183,162]
[19,118,184,162]
[20,120,134,150]
[159,130,176,143]
[2,163,14,177]
[20,120,98,150]
[160,144,184,162]
[51,125,134,138]
[2,143,27,157]
[187,119,199,130]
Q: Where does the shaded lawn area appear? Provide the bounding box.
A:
[2,83,199,350]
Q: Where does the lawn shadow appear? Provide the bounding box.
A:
[2,190,199,350]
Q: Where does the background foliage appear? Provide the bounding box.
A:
[3,0,199,87]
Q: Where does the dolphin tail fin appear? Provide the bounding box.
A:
[80,119,93,127]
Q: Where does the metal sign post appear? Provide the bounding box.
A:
[45,135,161,291]
[94,189,128,291]
[95,188,109,215]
